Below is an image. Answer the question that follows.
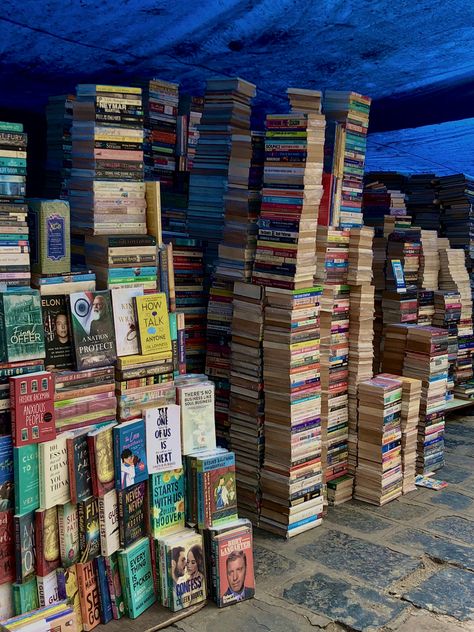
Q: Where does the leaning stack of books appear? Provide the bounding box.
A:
[69,84,146,236]
[315,226,350,283]
[0,122,30,290]
[355,375,403,505]
[260,285,324,537]
[403,326,448,474]
[229,283,265,524]
[44,94,75,198]
[252,112,325,289]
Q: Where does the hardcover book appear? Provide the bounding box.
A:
[27,199,71,275]
[41,295,74,370]
[87,421,116,497]
[98,489,120,557]
[57,502,79,567]
[113,418,148,490]
[35,506,60,577]
[78,496,100,563]
[36,568,60,607]
[0,509,14,584]
[13,510,35,583]
[66,428,93,504]
[38,434,70,508]
[69,290,117,370]
[56,564,82,630]
[0,291,45,363]
[134,293,172,355]
[9,371,55,446]
[117,537,156,618]
[104,553,125,620]
[13,444,39,514]
[117,481,147,548]
[111,287,143,356]
[77,560,101,631]
[178,381,216,454]
[145,404,182,473]
[94,556,113,624]
[149,469,185,538]
[12,576,38,616]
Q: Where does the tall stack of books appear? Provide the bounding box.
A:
[403,326,448,474]
[260,286,323,537]
[438,174,474,249]
[322,91,371,228]
[405,174,439,230]
[69,84,146,235]
[381,324,411,375]
[141,78,179,189]
[0,122,30,290]
[418,230,439,291]
[229,283,265,523]
[347,227,375,477]
[432,290,461,395]
[252,112,325,289]
[315,226,350,283]
[386,229,421,292]
[319,285,350,501]
[417,290,435,325]
[44,95,75,198]
[187,77,256,267]
[183,96,204,173]
[355,375,403,505]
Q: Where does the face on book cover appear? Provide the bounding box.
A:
[96,431,114,484]
[55,313,69,344]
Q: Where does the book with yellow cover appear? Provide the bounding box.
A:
[134,293,171,355]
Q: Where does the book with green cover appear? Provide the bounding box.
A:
[0,291,45,362]
[13,511,36,583]
[13,444,39,515]
[149,469,185,538]
[117,537,156,619]
[12,576,39,615]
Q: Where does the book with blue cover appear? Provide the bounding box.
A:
[113,418,148,490]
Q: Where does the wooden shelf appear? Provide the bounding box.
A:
[444,397,474,412]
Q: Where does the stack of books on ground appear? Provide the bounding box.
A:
[140,78,179,189]
[385,229,421,292]
[347,227,373,285]
[322,91,371,228]
[418,230,439,291]
[355,375,403,505]
[319,285,350,500]
[405,174,439,230]
[170,238,207,373]
[372,235,387,291]
[187,77,256,266]
[44,95,75,199]
[0,121,30,290]
[229,283,265,523]
[432,290,461,395]
[402,326,448,474]
[69,84,146,235]
[315,226,350,283]
[0,602,77,631]
[260,286,324,537]
[252,112,325,289]
[83,234,158,291]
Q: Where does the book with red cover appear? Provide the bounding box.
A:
[9,371,55,446]
[0,509,14,584]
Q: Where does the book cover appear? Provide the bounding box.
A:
[87,422,116,497]
[0,581,14,619]
[27,199,71,275]
[134,293,172,355]
[111,287,143,357]
[56,564,82,630]
[0,509,14,584]
[57,502,79,567]
[36,568,60,607]
[168,531,206,612]
[104,553,125,620]
[69,290,117,370]
[216,523,255,607]
[113,418,147,490]
[149,469,185,538]
[0,359,45,437]
[94,556,113,624]
[76,561,101,631]
[12,576,38,616]
[117,537,156,619]
[78,496,100,563]
[38,434,70,508]
[117,481,147,549]
[198,452,238,529]
[13,444,39,515]
[10,371,55,446]
[41,295,74,370]
[145,404,182,473]
[35,506,60,576]
[179,382,216,454]
[0,435,13,511]
[0,291,45,363]
[66,429,93,504]
[13,510,35,583]
[98,489,120,557]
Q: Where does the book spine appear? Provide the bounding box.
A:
[9,378,17,445]
[78,502,86,556]
[158,541,168,607]
[86,435,99,497]
[169,313,178,377]
[177,312,186,375]
[98,496,107,557]
[159,246,170,310]
[38,445,45,509]
[117,554,131,617]
[166,243,176,312]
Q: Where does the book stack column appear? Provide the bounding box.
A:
[405,174,439,230]
[44,95,75,199]
[403,326,448,474]
[432,290,462,396]
[362,173,408,232]
[347,227,375,479]
[228,283,265,524]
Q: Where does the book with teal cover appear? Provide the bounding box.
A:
[13,511,36,583]
[12,576,39,615]
[13,444,39,514]
[0,291,46,363]
[117,537,155,619]
[149,469,185,538]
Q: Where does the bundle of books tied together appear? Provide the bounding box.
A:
[0,285,255,631]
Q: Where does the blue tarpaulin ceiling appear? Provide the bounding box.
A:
[0,0,473,173]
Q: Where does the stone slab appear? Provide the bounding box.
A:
[427,515,474,545]
[325,504,393,533]
[351,498,430,522]
[253,544,297,580]
[435,464,472,484]
[427,490,474,511]
[395,610,470,632]
[390,527,474,570]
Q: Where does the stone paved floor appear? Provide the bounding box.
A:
[104,411,474,632]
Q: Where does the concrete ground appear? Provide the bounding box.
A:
[105,411,474,632]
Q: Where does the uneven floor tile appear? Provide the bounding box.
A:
[390,527,474,570]
[427,515,474,545]
[325,504,393,533]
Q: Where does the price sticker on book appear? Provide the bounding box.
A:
[391,259,406,293]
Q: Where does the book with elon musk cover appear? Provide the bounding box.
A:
[41,294,74,370]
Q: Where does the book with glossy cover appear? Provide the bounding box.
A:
[67,428,93,504]
[0,581,14,619]
[197,451,238,529]
[27,198,71,275]
[78,496,100,563]
[69,290,117,370]
[104,552,125,620]
[145,404,182,473]
[35,506,60,577]
[0,291,45,363]
[0,509,14,584]
[111,287,143,356]
[56,564,82,630]
[57,502,79,567]
[41,295,74,370]
[117,481,147,548]
[12,576,38,615]
[178,381,216,454]
[13,444,39,514]
[98,489,120,557]
[38,434,70,508]
[134,293,172,355]
[149,469,185,538]
[168,530,206,612]
[87,422,116,497]
[13,510,35,583]
[77,560,101,631]
[113,418,148,490]
[215,521,255,607]
[9,371,55,446]
[117,537,156,618]
[94,555,113,624]
[36,568,61,607]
